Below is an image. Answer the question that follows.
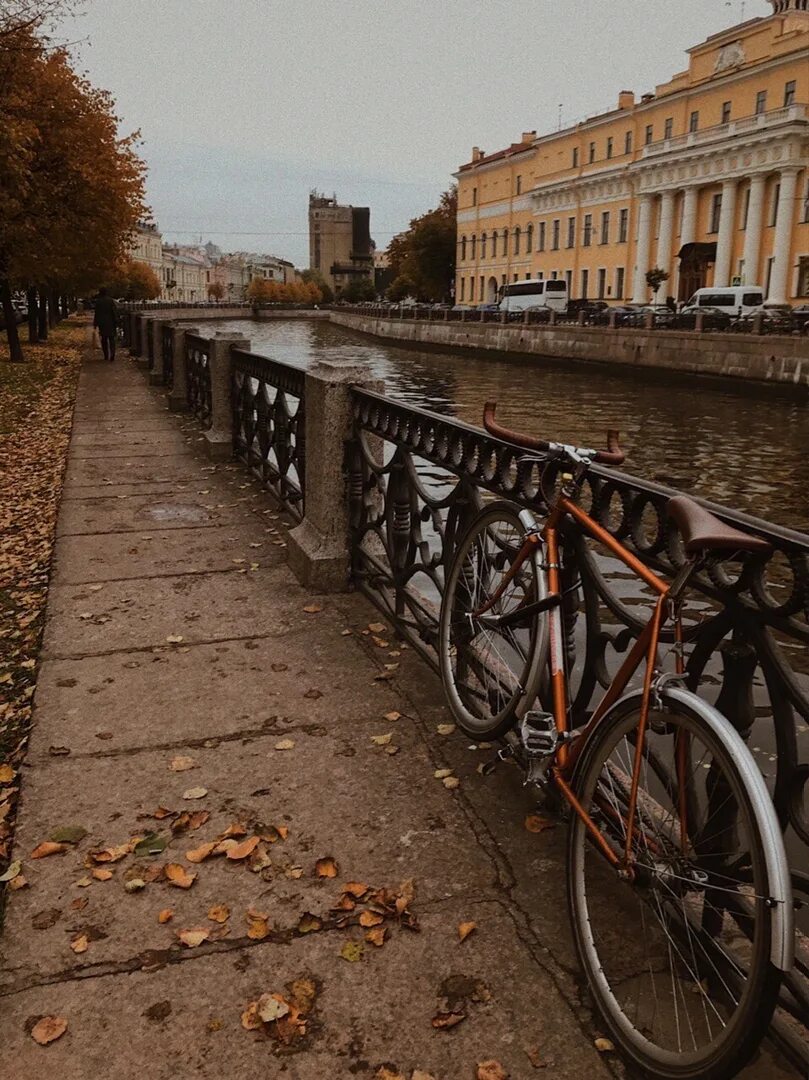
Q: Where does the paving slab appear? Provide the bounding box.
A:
[55,490,262,537]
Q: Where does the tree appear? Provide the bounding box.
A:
[645,267,670,303]
[207,281,225,301]
[0,18,147,359]
[387,187,457,302]
[341,279,375,302]
[387,275,417,302]
[300,268,332,303]
[247,278,270,303]
[107,259,160,301]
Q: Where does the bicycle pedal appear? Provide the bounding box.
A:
[520,711,559,758]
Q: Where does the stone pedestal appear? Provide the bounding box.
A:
[167,325,198,413]
[148,319,166,385]
[203,332,250,461]
[287,359,381,592]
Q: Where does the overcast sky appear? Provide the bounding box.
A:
[60,0,757,266]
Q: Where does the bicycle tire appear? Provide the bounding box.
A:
[438,500,548,739]
[566,687,790,1080]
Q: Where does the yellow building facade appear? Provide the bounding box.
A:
[455,0,809,307]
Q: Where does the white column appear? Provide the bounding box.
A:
[766,168,799,304]
[656,189,676,288]
[713,179,738,288]
[630,194,654,303]
[742,174,767,286]
[674,186,699,299]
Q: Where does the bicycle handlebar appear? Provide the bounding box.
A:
[482,402,625,467]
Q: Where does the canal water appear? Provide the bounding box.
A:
[213,317,808,532]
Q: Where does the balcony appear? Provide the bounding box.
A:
[641,104,808,159]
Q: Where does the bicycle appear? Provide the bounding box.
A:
[438,402,793,1080]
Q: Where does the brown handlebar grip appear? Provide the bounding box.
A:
[594,429,625,466]
[482,401,549,452]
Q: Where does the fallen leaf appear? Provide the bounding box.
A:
[274,739,295,751]
[165,863,196,889]
[297,912,323,934]
[458,921,477,943]
[206,1018,223,1032]
[178,927,210,948]
[370,733,392,746]
[124,878,146,893]
[432,1011,466,1030]
[477,1062,508,1080]
[182,787,208,800]
[284,866,304,880]
[436,724,456,736]
[48,746,71,756]
[594,1038,615,1053]
[368,622,386,633]
[8,874,28,891]
[157,909,174,924]
[384,711,402,722]
[359,910,383,927]
[365,926,386,947]
[0,859,21,882]
[386,745,400,756]
[70,897,88,912]
[31,1016,67,1045]
[70,934,88,954]
[133,833,168,857]
[165,635,184,644]
[340,940,363,962]
[257,993,290,1022]
[246,908,270,940]
[411,1072,437,1080]
[342,881,369,898]
[169,755,196,772]
[525,1045,550,1069]
[0,764,15,783]
[341,629,352,636]
[151,806,174,820]
[225,836,260,861]
[372,636,389,648]
[302,603,323,614]
[187,810,209,830]
[241,1000,263,1030]
[89,844,130,863]
[91,868,113,881]
[442,777,460,790]
[315,857,338,878]
[524,814,555,834]
[31,841,69,859]
[434,769,453,779]
[376,1070,404,1080]
[185,841,216,864]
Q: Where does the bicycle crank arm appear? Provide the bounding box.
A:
[475,593,561,632]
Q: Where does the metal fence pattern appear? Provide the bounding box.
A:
[231,349,305,520]
[348,386,809,1063]
[185,334,212,429]
[161,323,174,389]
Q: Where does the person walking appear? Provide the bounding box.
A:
[93,287,118,361]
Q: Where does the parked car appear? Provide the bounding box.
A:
[567,299,609,317]
[676,305,734,330]
[451,304,473,312]
[734,303,795,334]
[791,304,809,333]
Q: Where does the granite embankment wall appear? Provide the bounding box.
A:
[329,312,809,392]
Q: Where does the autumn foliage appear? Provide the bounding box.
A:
[107,259,161,302]
[0,13,147,359]
[247,279,322,304]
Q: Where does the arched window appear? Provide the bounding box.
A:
[489,231,495,258]
[526,223,533,253]
[460,235,467,261]
[481,232,487,258]
[503,228,509,256]
[514,226,521,255]
[471,234,477,260]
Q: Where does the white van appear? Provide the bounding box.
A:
[686,286,764,316]
[499,278,568,313]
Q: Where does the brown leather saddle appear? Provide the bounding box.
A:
[666,496,772,556]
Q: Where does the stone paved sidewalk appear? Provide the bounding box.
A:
[0,340,792,1080]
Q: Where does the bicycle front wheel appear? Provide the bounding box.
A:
[438,501,548,739]
[567,691,787,1080]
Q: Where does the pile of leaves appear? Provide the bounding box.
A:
[0,323,83,912]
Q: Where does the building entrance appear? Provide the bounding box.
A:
[677,242,717,302]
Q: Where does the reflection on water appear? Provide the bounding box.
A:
[212,317,809,532]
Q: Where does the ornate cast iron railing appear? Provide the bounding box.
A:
[231,349,305,520]
[348,386,809,1064]
[161,323,174,390]
[185,333,212,429]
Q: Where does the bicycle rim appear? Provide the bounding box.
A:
[567,698,781,1079]
[438,502,548,739]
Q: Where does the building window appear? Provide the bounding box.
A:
[470,277,475,301]
[472,187,478,206]
[514,226,521,255]
[583,214,593,247]
[802,181,809,223]
[481,233,487,258]
[600,211,610,245]
[625,131,632,155]
[798,256,809,296]
[589,141,596,163]
[664,118,673,140]
[516,175,522,195]
[709,193,722,234]
[597,268,607,299]
[460,278,465,302]
[460,236,467,261]
[721,101,732,124]
[742,188,751,230]
[645,124,653,146]
[513,273,519,282]
[565,269,573,293]
[572,147,579,167]
[503,228,509,255]
[552,219,560,250]
[618,208,629,243]
[784,80,797,107]
[606,137,614,159]
[471,235,476,260]
[526,223,534,252]
[550,270,558,280]
[581,268,589,299]
[567,217,576,248]
[770,183,780,227]
[689,110,699,133]
[615,266,625,299]
[755,90,767,115]
[538,222,546,251]
[479,275,484,298]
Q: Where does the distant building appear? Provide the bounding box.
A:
[308,191,374,295]
[131,222,163,278]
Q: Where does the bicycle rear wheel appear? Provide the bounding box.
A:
[567,690,789,1080]
[438,501,548,739]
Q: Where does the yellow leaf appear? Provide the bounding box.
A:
[165,635,184,644]
[340,940,364,962]
[368,622,386,633]
[169,755,196,772]
[31,1016,68,1045]
[442,776,460,790]
[0,764,15,783]
[182,786,208,800]
[186,841,216,863]
[165,863,196,889]
[208,904,230,923]
[359,910,383,927]
[370,733,392,746]
[226,836,260,861]
[365,925,386,947]
[315,856,338,878]
[436,724,456,736]
[594,1038,615,1053]
[524,814,555,834]
[384,711,402,722]
[70,934,88,954]
[274,739,295,751]
[241,1001,263,1030]
[477,1062,508,1080]
[31,841,69,859]
[434,768,453,779]
[178,927,210,948]
[91,868,113,881]
[302,603,323,613]
[157,908,174,923]
[246,907,270,940]
[458,920,477,943]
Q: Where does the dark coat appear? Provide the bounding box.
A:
[93,295,118,336]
